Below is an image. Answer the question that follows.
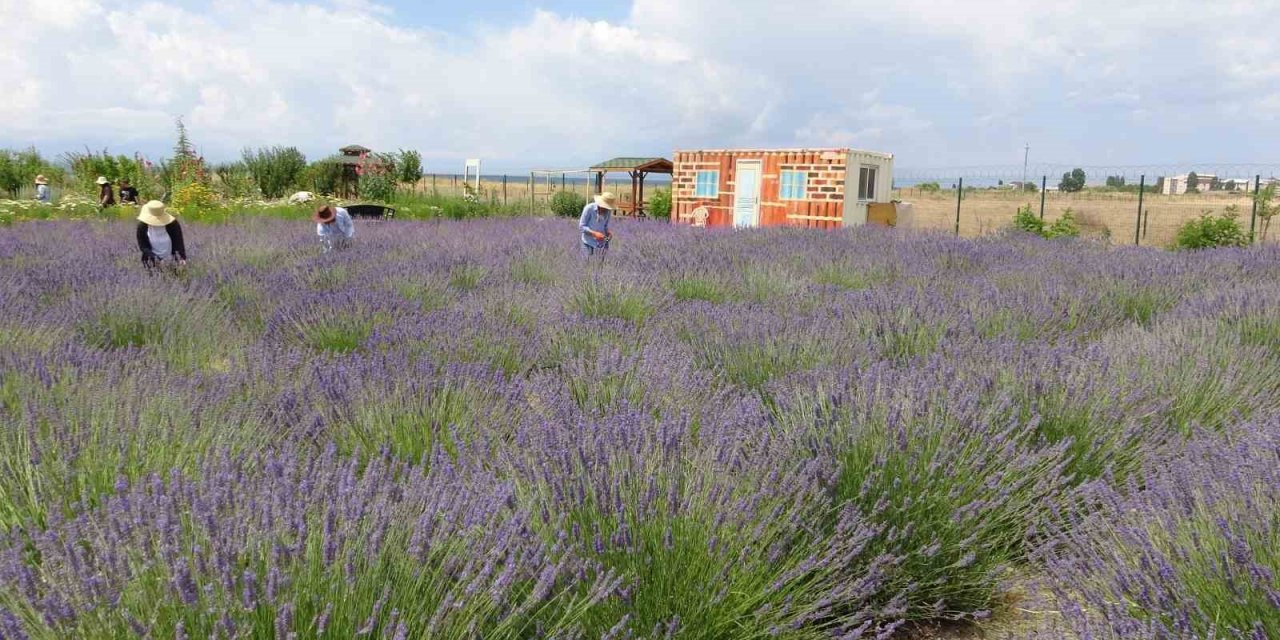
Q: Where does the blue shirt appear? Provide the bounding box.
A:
[579,202,611,248]
[317,207,354,237]
[35,184,50,203]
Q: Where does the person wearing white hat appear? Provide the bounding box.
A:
[579,192,616,258]
[96,177,116,208]
[34,175,51,203]
[135,200,187,268]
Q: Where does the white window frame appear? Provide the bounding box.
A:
[780,170,808,201]
[694,170,719,198]
[858,165,879,201]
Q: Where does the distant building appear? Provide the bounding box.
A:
[671,148,894,229]
[1161,173,1218,195]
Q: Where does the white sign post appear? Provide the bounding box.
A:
[464,159,481,193]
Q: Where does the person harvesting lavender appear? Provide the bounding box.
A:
[96,176,116,208]
[579,192,615,259]
[314,205,355,253]
[135,200,187,269]
[118,178,140,205]
[33,175,51,202]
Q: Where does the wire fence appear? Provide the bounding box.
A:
[892,164,1280,247]
[409,173,673,214]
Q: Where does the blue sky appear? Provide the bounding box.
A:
[3,0,1279,177]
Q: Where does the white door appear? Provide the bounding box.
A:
[733,161,762,228]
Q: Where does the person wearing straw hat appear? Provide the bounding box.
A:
[579,192,615,259]
[136,200,187,269]
[34,175,51,203]
[96,177,116,208]
[313,204,354,253]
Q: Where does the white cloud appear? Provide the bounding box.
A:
[3,0,1280,169]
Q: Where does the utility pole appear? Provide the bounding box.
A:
[1022,144,1029,188]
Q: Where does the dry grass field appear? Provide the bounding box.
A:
[410,175,1270,247]
[895,188,1259,247]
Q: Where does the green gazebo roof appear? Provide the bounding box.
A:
[590,157,673,173]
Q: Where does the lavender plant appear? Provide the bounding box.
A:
[0,218,1277,637]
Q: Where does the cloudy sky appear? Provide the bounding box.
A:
[3,0,1278,174]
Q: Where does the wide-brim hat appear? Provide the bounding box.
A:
[595,192,617,210]
[95,176,110,185]
[34,175,48,185]
[137,200,175,226]
[313,205,336,223]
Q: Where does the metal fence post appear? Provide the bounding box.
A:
[1135,175,1145,246]
[431,174,436,193]
[954,178,963,236]
[1250,174,1261,241]
[503,175,508,206]
[1039,176,1047,219]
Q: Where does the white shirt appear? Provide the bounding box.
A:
[147,226,172,260]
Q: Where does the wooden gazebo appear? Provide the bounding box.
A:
[590,157,673,217]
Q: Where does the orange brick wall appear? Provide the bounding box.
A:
[672,149,849,229]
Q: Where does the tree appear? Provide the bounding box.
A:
[1185,172,1199,194]
[173,117,196,160]
[1255,183,1277,242]
[1059,168,1086,193]
[396,150,424,187]
[1105,176,1126,188]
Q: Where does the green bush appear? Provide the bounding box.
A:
[918,182,941,193]
[0,148,63,198]
[649,188,672,218]
[1046,209,1081,239]
[359,153,399,203]
[1012,204,1045,235]
[242,146,307,198]
[550,190,588,218]
[212,162,259,199]
[1175,208,1250,250]
[397,149,423,187]
[304,158,345,196]
[63,150,153,198]
[1012,205,1079,239]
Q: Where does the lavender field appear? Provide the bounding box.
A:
[1,218,1278,639]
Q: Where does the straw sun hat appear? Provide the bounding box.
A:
[594,192,617,210]
[95,176,110,185]
[136,200,175,227]
[34,175,48,185]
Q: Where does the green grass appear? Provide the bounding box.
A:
[449,264,489,291]
[292,311,389,354]
[813,263,895,291]
[671,277,729,304]
[511,250,560,286]
[572,281,655,324]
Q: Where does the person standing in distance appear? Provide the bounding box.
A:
[579,192,615,259]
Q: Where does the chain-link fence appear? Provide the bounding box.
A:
[893,164,1280,246]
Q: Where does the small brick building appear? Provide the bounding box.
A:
[670,148,894,229]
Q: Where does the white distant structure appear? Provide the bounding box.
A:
[288,191,315,204]
[1161,173,1218,195]
[463,159,481,192]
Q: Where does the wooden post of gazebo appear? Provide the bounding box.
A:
[589,157,673,217]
